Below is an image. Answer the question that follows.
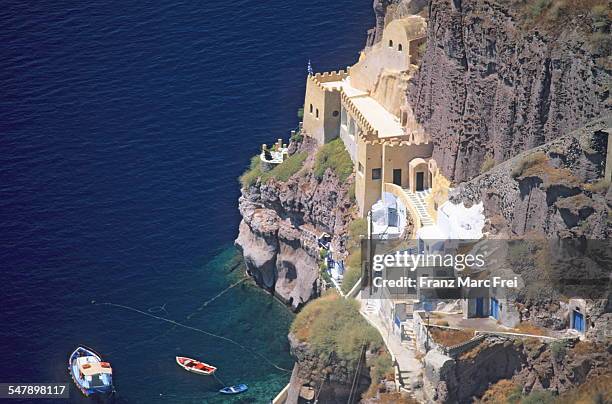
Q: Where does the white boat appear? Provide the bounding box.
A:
[175,356,217,375]
[68,346,114,397]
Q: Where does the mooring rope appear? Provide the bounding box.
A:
[213,372,226,387]
[347,343,367,404]
[147,303,169,315]
[94,301,291,373]
[186,278,246,320]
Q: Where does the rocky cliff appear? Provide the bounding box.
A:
[285,333,372,403]
[424,335,611,403]
[406,0,610,182]
[235,138,354,310]
[450,115,611,238]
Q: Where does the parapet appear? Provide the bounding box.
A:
[340,91,377,137]
[308,69,350,92]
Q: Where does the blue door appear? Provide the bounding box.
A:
[573,310,584,332]
[490,298,500,320]
[476,297,484,317]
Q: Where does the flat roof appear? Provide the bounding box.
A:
[349,95,403,138]
[315,75,404,138]
[339,77,403,138]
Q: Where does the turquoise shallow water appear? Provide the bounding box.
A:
[0,0,373,402]
[89,248,296,403]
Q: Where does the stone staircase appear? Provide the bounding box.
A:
[364,300,378,314]
[403,188,434,227]
[401,323,417,351]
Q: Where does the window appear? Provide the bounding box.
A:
[358,162,364,174]
[388,39,393,48]
[372,168,381,180]
[348,117,355,135]
[315,108,319,118]
[309,104,313,114]
[398,43,403,52]
[332,110,339,117]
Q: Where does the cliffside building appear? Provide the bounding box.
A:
[301,16,441,218]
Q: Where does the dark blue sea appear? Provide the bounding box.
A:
[0,0,372,402]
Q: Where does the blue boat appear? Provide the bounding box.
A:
[68,346,115,397]
[219,384,248,395]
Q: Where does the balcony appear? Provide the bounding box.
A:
[260,139,288,170]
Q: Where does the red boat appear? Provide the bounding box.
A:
[175,356,217,375]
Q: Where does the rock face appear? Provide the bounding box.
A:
[424,337,524,403]
[450,116,611,238]
[235,138,354,310]
[408,0,611,182]
[424,335,611,403]
[285,333,371,404]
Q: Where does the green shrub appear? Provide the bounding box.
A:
[291,294,382,364]
[520,390,556,404]
[340,218,367,294]
[239,155,264,188]
[528,0,553,18]
[480,156,496,174]
[349,218,367,242]
[368,350,393,382]
[511,151,547,178]
[320,266,332,284]
[291,130,303,143]
[240,152,308,188]
[314,138,353,182]
[348,182,356,202]
[550,340,567,362]
[589,31,612,56]
[341,264,361,294]
[585,179,610,194]
[590,5,609,30]
[418,41,427,55]
[266,152,307,182]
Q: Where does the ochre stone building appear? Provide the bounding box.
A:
[302,16,448,218]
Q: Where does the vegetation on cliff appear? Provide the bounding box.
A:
[511,0,610,62]
[314,138,353,182]
[239,151,308,188]
[291,293,382,363]
[480,373,611,404]
[341,218,367,294]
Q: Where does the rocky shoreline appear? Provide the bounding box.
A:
[235,137,355,311]
[235,0,611,402]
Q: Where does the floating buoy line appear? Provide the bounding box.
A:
[92,300,291,373]
[186,278,246,319]
[147,303,169,315]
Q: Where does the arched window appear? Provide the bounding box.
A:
[309,104,313,114]
[388,39,393,48]
[315,109,319,118]
[398,43,403,52]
